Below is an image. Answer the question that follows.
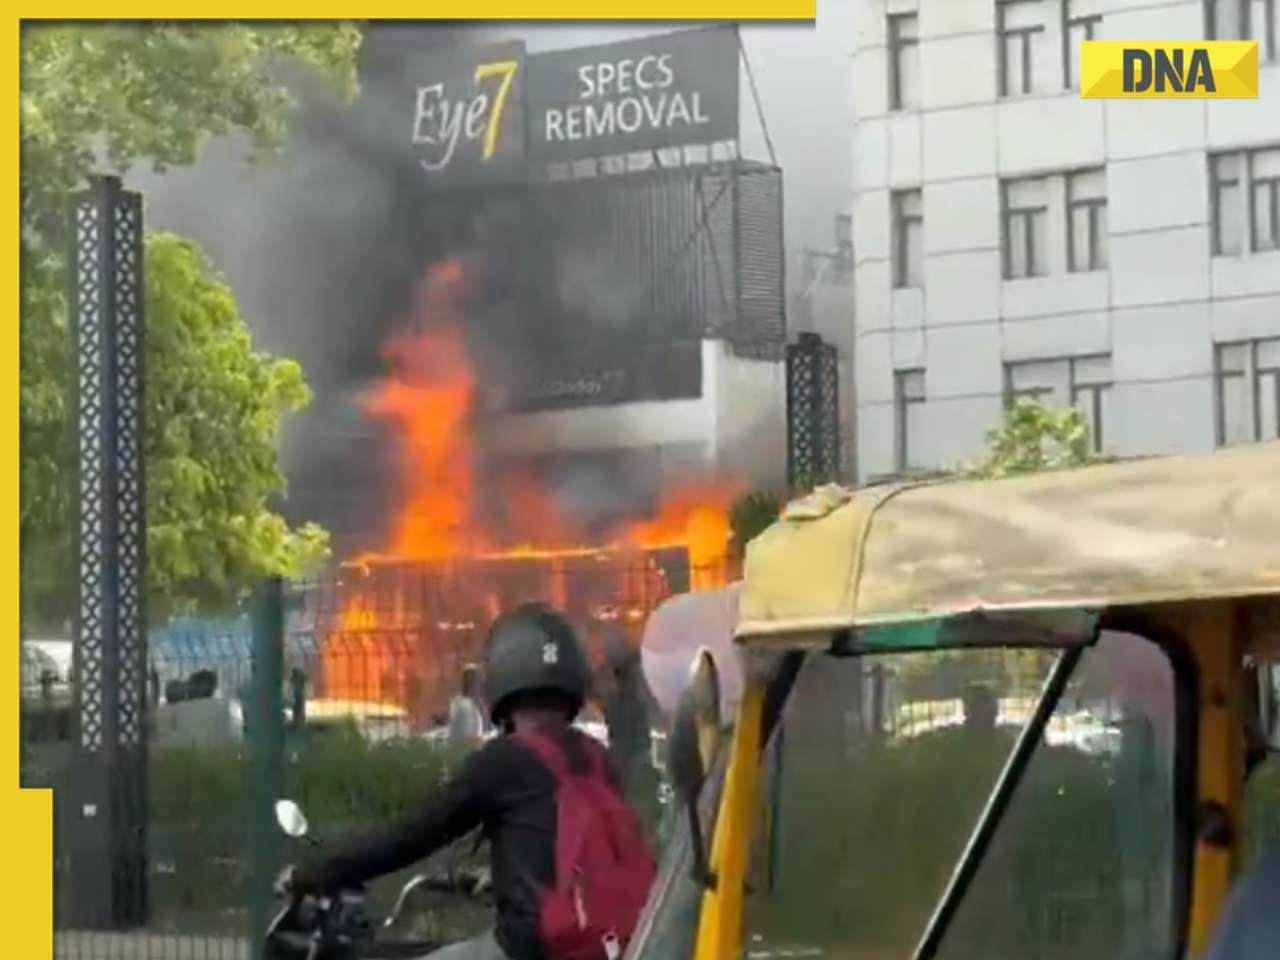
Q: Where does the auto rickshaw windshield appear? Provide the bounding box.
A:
[737,627,1182,960]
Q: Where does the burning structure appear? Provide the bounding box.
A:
[285,29,788,727]
[291,251,755,727]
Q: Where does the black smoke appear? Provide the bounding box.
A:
[130,24,712,556]
[130,13,861,556]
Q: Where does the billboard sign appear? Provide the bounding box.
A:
[400,26,742,181]
[525,25,741,164]
[403,39,528,182]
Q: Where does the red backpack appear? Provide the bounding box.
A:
[514,730,658,960]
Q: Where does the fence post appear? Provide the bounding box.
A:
[246,577,285,960]
[289,667,308,731]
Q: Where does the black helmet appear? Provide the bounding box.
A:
[484,603,589,723]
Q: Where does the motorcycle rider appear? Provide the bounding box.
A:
[281,602,655,960]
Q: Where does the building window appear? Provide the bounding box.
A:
[998,0,1048,97]
[1251,148,1280,252]
[894,369,926,473]
[888,13,921,111]
[1070,355,1113,451]
[1212,154,1244,256]
[1206,0,1247,39]
[1067,168,1108,272]
[1216,338,1280,446]
[1063,2,1103,90]
[892,189,925,288]
[1005,359,1059,404]
[1207,0,1278,60]
[1212,146,1280,256]
[1002,177,1049,279]
[1260,0,1280,58]
[1005,354,1112,451]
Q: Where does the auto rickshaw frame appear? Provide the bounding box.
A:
[673,440,1280,960]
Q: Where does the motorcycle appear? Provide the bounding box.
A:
[265,799,491,960]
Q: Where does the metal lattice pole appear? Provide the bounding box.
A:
[786,332,842,491]
[817,335,842,481]
[69,175,149,929]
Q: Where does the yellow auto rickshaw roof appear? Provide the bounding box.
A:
[737,441,1280,642]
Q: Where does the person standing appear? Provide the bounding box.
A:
[594,625,662,843]
[448,662,486,752]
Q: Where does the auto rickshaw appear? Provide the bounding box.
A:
[626,440,1280,960]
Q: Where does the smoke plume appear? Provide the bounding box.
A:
[129,17,850,555]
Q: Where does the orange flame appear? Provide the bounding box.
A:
[615,479,742,591]
[320,257,743,715]
[360,261,475,561]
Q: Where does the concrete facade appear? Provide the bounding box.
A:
[481,339,790,492]
[851,0,1280,480]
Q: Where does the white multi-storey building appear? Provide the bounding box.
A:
[851,0,1280,480]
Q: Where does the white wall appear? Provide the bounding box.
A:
[851,0,1280,481]
[481,339,788,491]
[481,395,712,457]
[708,340,790,492]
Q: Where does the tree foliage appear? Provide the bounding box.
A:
[21,24,362,622]
[21,24,362,239]
[969,397,1103,479]
[729,490,782,562]
[144,234,331,610]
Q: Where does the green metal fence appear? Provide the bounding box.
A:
[33,582,1280,960]
[23,570,678,960]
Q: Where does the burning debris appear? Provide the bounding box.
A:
[308,257,744,725]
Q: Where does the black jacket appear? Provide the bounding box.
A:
[295,727,620,960]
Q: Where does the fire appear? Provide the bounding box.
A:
[361,261,475,560]
[318,257,743,718]
[320,595,396,708]
[614,480,742,591]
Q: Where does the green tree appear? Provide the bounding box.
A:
[729,490,782,563]
[21,23,362,621]
[144,234,331,611]
[969,396,1103,479]
[21,24,362,239]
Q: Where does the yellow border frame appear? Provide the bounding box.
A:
[9,20,51,960]
[18,6,815,18]
[8,11,815,957]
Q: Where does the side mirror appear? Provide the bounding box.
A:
[668,649,722,889]
[275,799,310,839]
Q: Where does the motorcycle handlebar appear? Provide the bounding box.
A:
[266,868,490,958]
[383,872,490,930]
